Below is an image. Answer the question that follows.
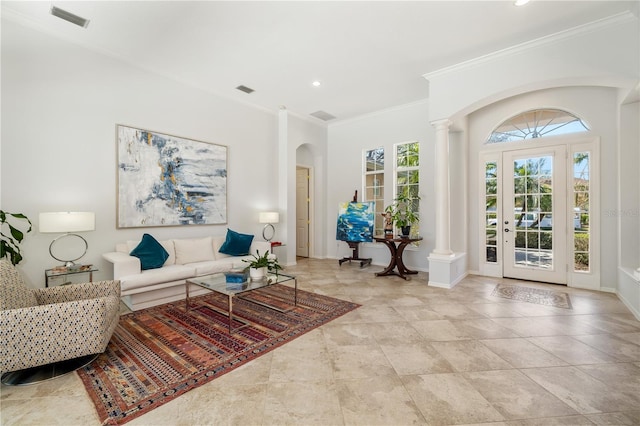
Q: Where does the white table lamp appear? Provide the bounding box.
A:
[39,212,95,266]
[259,211,279,242]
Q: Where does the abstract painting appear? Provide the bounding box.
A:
[117,125,227,228]
[336,202,374,242]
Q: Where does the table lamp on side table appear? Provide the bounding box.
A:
[39,211,95,268]
[259,211,279,242]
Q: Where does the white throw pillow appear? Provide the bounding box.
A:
[211,235,230,260]
[174,237,215,264]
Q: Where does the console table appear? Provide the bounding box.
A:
[373,236,423,280]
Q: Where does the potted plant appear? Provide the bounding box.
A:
[0,210,32,265]
[385,193,420,237]
[243,250,282,280]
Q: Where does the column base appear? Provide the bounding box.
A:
[428,252,467,289]
[431,249,455,257]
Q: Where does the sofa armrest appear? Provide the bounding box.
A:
[250,241,272,256]
[103,251,141,279]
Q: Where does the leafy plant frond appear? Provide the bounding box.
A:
[0,210,32,265]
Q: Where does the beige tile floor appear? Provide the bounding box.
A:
[2,258,640,425]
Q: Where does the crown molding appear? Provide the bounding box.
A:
[423,11,638,81]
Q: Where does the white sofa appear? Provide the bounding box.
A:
[103,236,270,311]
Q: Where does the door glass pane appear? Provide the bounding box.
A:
[573,152,590,272]
[484,161,498,263]
[512,155,553,270]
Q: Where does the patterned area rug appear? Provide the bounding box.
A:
[78,285,359,425]
[492,284,572,309]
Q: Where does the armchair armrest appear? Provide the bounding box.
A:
[34,280,120,305]
[0,294,121,373]
[103,251,141,279]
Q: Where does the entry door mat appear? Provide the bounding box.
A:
[78,284,359,425]
[492,284,572,309]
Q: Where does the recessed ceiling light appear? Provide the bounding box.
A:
[514,0,531,6]
[312,81,321,87]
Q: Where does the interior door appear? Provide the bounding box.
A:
[296,167,310,257]
[502,146,567,284]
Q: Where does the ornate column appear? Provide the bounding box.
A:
[431,119,453,257]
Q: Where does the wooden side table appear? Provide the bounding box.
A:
[373,236,423,280]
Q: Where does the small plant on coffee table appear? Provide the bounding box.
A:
[243,250,282,277]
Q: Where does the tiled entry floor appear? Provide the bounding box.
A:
[1,258,639,425]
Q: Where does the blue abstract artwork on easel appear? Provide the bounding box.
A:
[336,202,374,243]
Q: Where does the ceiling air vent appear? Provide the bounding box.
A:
[50,5,90,28]
[310,110,337,121]
[235,85,255,94]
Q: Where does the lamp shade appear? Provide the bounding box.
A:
[259,211,279,224]
[39,212,95,233]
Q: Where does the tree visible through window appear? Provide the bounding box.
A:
[395,142,420,236]
[364,148,384,234]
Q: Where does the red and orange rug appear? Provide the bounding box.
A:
[78,284,359,425]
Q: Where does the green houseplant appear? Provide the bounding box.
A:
[243,250,282,279]
[0,210,32,265]
[385,193,420,237]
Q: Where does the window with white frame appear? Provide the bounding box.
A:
[395,141,420,235]
[363,147,385,234]
[487,108,589,143]
[573,151,590,272]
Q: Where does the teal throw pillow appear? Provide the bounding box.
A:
[219,229,254,256]
[130,233,169,270]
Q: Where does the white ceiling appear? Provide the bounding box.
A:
[2,1,638,123]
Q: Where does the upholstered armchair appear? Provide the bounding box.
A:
[0,259,121,375]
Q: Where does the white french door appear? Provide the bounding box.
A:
[502,146,567,284]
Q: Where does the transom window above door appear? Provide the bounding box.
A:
[487,109,589,143]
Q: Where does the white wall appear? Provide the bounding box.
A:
[425,12,639,122]
[617,100,640,319]
[1,19,280,287]
[290,115,328,261]
[618,101,640,269]
[467,86,620,289]
[327,100,433,272]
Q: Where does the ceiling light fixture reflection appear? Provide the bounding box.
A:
[312,81,321,87]
[514,0,531,6]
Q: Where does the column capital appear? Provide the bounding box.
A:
[430,118,452,130]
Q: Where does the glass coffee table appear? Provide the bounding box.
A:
[185,272,297,334]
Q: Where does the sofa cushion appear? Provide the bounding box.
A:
[174,237,215,265]
[129,234,170,270]
[189,259,238,276]
[119,264,196,292]
[218,229,254,256]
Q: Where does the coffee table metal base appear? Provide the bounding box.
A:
[185,274,297,334]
